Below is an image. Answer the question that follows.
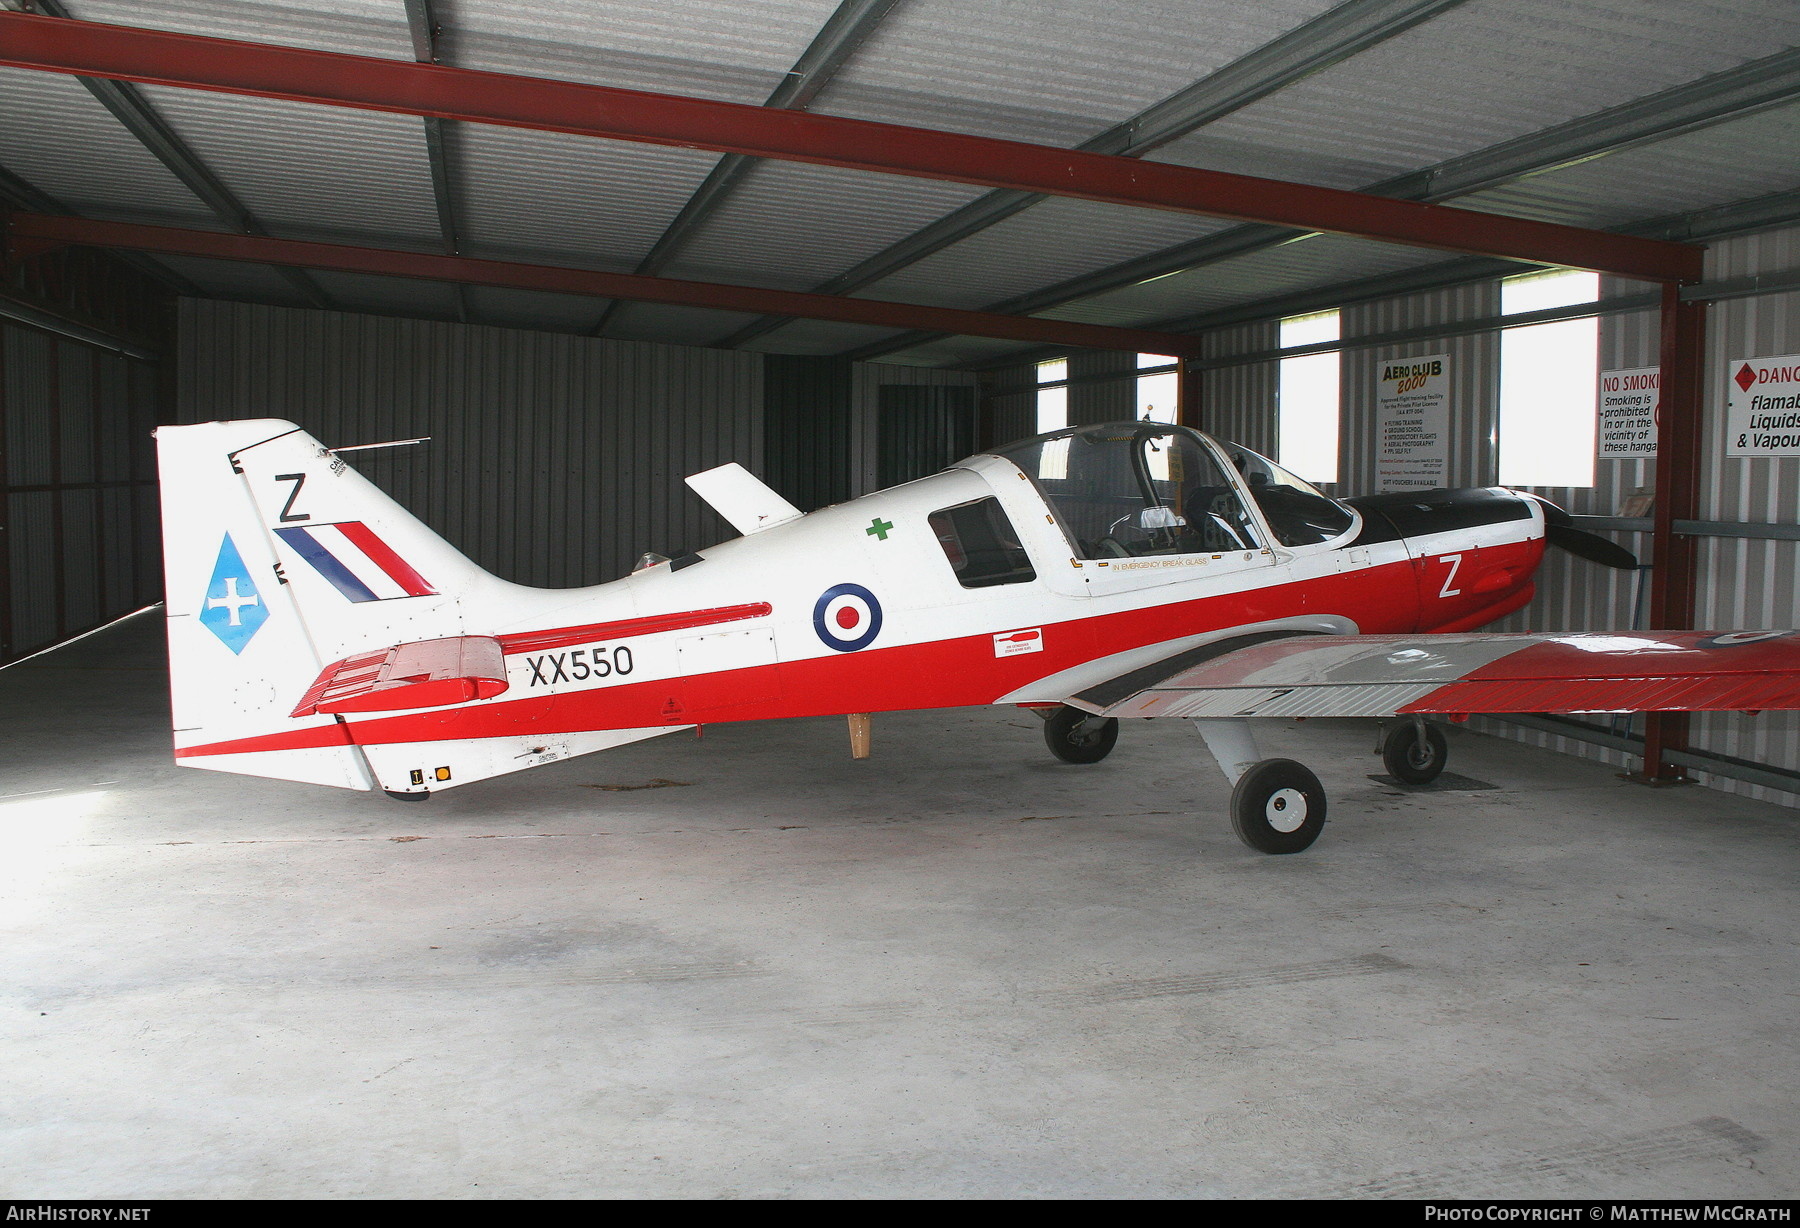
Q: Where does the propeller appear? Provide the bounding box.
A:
[1530,496,1640,570]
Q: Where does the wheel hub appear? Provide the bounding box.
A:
[1265,787,1309,832]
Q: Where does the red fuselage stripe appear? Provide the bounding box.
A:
[493,602,774,655]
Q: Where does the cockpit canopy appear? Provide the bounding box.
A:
[989,423,1353,559]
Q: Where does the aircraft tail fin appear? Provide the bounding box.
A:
[157,419,503,791]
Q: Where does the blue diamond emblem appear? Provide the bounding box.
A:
[199,533,269,654]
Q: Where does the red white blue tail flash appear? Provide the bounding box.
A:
[274,521,436,602]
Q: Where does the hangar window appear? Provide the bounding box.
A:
[1036,359,1068,433]
[929,497,1037,588]
[1036,359,1070,480]
[1278,310,1341,486]
[1499,270,1599,488]
[1137,353,1178,424]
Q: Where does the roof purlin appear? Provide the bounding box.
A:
[0,11,1702,288]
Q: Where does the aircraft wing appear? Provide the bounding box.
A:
[1063,630,1800,720]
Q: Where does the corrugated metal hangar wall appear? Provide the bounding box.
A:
[0,246,167,666]
[174,299,976,589]
[1,324,161,661]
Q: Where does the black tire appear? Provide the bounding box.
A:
[1044,706,1119,764]
[1381,721,1448,785]
[384,789,431,802]
[1230,758,1326,854]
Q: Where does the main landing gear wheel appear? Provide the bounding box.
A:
[1381,721,1448,785]
[1044,705,1119,764]
[1230,758,1326,854]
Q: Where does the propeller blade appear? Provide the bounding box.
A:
[1547,523,1638,570]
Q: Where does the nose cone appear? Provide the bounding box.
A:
[1345,487,1546,634]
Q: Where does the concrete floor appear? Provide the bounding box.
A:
[3,610,1798,1200]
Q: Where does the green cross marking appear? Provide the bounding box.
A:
[866,517,894,541]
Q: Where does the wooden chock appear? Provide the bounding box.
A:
[847,712,872,759]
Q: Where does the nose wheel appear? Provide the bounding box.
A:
[1044,705,1119,763]
[1229,758,1327,854]
[1381,720,1448,784]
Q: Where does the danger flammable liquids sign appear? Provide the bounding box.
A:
[1727,353,1800,458]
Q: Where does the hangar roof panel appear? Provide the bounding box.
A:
[460,283,617,335]
[142,252,323,307]
[0,66,208,222]
[658,160,990,293]
[5,0,1794,364]
[1038,235,1453,328]
[58,0,416,58]
[438,0,846,102]
[731,318,913,356]
[814,0,1344,145]
[853,198,1238,312]
[1148,0,1800,188]
[1454,101,1800,231]
[598,301,770,348]
[451,125,726,269]
[129,84,442,248]
[300,269,470,321]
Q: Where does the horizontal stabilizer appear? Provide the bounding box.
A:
[684,463,803,535]
[292,636,509,716]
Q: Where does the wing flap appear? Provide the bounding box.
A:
[1064,630,1319,714]
[1104,682,1442,720]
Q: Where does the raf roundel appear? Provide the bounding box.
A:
[1699,631,1796,648]
[813,583,883,652]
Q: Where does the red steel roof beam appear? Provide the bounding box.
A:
[2,212,1207,355]
[0,12,1703,285]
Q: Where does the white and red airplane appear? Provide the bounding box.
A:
[157,417,1800,853]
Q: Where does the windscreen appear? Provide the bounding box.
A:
[1215,441,1355,547]
[996,426,1261,559]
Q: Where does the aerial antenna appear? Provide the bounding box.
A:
[329,436,432,454]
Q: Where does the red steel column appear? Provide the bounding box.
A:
[1177,357,1205,433]
[1642,282,1708,782]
